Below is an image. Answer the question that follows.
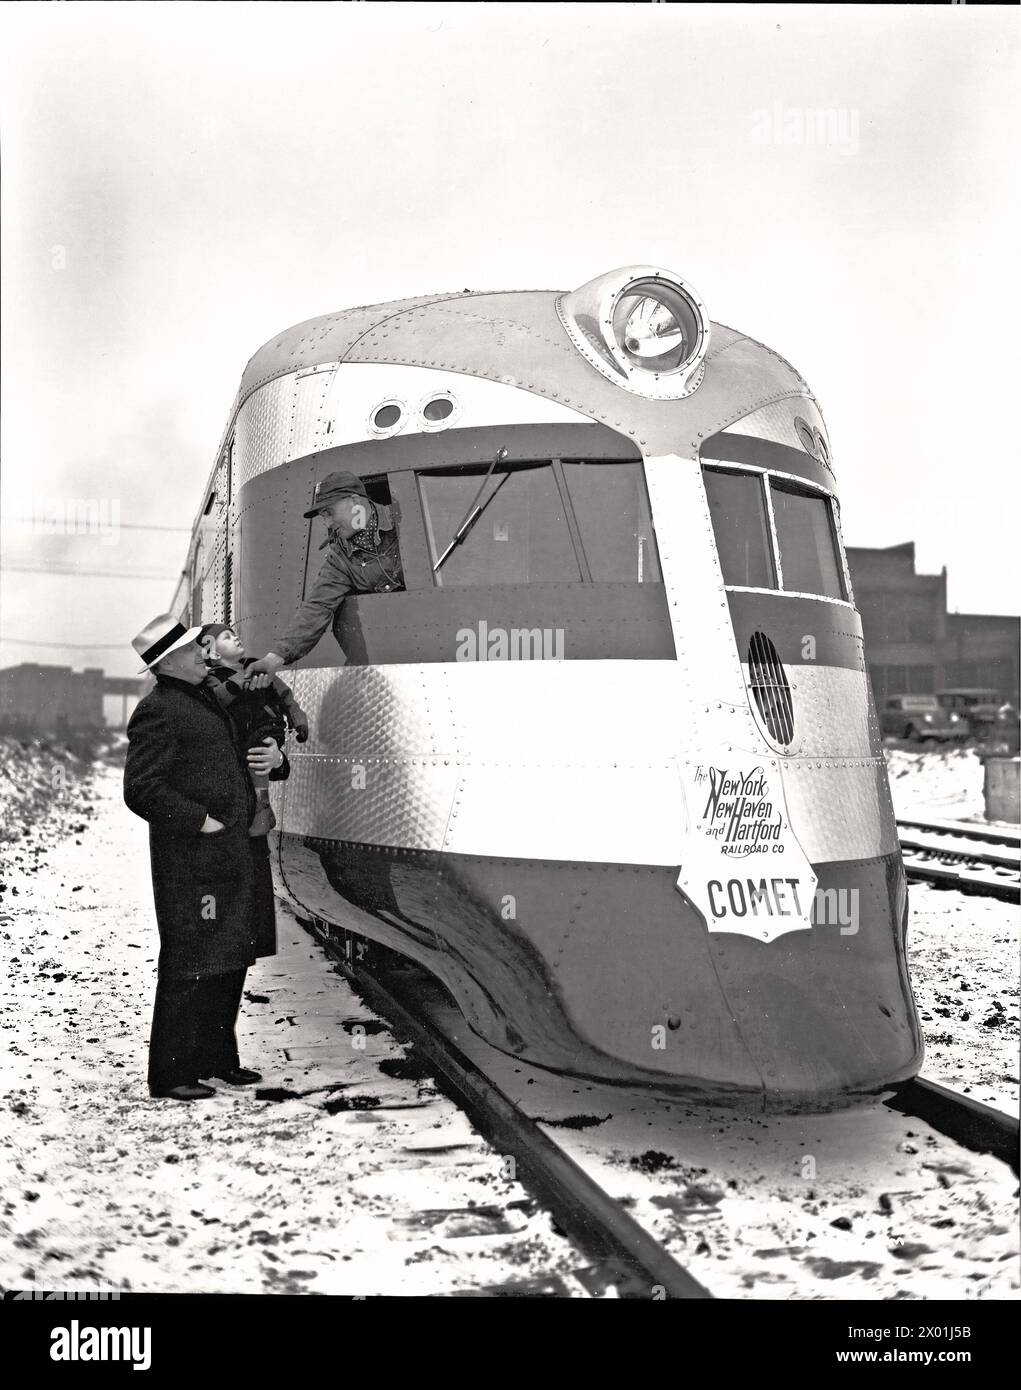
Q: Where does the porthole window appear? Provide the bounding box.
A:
[794,417,818,457]
[814,427,832,469]
[419,393,461,432]
[367,400,405,437]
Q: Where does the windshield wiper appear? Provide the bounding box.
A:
[433,446,511,573]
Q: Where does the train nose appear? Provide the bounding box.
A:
[488,853,923,1109]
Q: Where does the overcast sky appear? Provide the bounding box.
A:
[1,1,1018,681]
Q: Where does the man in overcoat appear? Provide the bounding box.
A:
[124,613,288,1101]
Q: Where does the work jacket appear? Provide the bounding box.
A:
[272,504,404,664]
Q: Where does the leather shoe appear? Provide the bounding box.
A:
[215,1067,262,1086]
[150,1083,216,1101]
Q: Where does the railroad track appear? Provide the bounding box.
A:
[297,913,1019,1300]
[897,818,1021,902]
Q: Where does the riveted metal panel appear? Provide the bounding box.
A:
[234,374,296,496]
[199,289,823,592]
[234,454,317,652]
[341,294,811,458]
[290,421,639,480]
[280,662,696,864]
[433,660,684,759]
[270,836,921,1101]
[282,753,460,848]
[239,293,477,401]
[753,664,879,759]
[781,759,898,863]
[191,533,226,626]
[275,661,891,866]
[700,433,834,491]
[725,397,829,452]
[284,664,455,758]
[318,362,593,450]
[641,454,764,745]
[278,750,687,865]
[328,585,674,666]
[242,296,747,405]
[286,661,689,761]
[831,500,856,607]
[439,761,687,864]
[726,590,865,671]
[289,366,336,460]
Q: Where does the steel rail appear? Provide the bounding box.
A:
[303,918,712,1300]
[884,1077,1020,1176]
[899,855,1020,903]
[897,832,1018,871]
[897,821,1020,902]
[899,857,1019,902]
[896,817,1020,849]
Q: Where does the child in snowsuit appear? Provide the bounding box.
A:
[199,623,309,835]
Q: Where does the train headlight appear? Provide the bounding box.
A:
[556,265,710,400]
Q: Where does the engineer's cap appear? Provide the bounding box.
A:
[303,470,369,518]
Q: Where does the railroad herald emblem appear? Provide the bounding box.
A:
[674,760,818,944]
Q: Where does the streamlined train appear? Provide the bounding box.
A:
[171,264,924,1109]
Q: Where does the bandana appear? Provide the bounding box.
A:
[319,502,379,552]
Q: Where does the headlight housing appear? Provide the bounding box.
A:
[556,265,710,400]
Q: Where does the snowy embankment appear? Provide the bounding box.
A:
[884,745,996,823]
[0,735,101,847]
[0,741,578,1296]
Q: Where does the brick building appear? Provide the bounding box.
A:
[0,664,143,732]
[846,542,1020,707]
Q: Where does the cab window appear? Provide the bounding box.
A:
[769,480,846,600]
[703,468,776,589]
[561,460,661,582]
[419,462,581,587]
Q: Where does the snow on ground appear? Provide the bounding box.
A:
[884,745,1015,824]
[0,740,1016,1297]
[0,749,583,1296]
[883,746,1019,1114]
[904,886,1018,1115]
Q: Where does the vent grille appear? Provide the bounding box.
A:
[747,631,794,746]
[224,551,233,626]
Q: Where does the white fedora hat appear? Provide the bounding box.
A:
[132,613,204,673]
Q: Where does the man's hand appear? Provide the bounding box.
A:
[245,652,285,688]
[247,738,284,775]
[200,815,225,834]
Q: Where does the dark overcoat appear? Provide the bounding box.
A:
[249,835,277,961]
[123,674,285,979]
